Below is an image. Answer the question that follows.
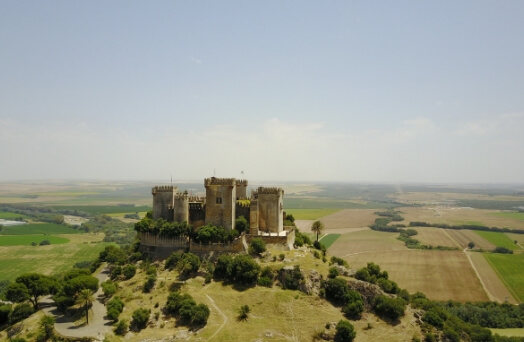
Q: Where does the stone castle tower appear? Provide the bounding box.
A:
[151,177,285,234]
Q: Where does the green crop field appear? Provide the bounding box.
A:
[493,212,524,222]
[285,208,340,220]
[484,253,524,302]
[319,234,341,248]
[475,231,519,251]
[0,235,69,246]
[50,205,151,215]
[0,212,30,220]
[0,235,113,281]
[490,328,524,337]
[0,223,82,235]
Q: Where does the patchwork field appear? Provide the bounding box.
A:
[0,233,112,281]
[342,249,489,302]
[399,207,524,230]
[475,231,521,251]
[483,253,524,302]
[445,229,495,250]
[468,252,517,304]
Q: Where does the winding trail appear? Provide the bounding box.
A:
[42,265,112,340]
[205,293,228,341]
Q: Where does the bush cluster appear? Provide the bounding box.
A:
[213,254,261,286]
[355,263,399,294]
[107,296,124,321]
[165,291,210,326]
[323,277,364,319]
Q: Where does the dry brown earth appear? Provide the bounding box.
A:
[341,249,489,302]
[321,209,378,229]
[412,228,458,248]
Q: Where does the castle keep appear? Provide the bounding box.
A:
[152,177,285,235]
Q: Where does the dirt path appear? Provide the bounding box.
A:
[42,265,112,340]
[205,293,228,341]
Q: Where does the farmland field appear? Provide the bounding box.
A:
[412,227,459,248]
[475,231,520,251]
[399,207,524,230]
[318,234,340,248]
[493,211,524,221]
[328,229,406,255]
[483,253,524,302]
[50,204,151,215]
[284,208,340,220]
[320,209,379,230]
[0,233,112,281]
[342,249,489,302]
[445,229,495,250]
[0,235,69,246]
[0,212,30,220]
[468,252,517,303]
[0,222,82,235]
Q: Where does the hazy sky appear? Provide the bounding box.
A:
[1,1,523,183]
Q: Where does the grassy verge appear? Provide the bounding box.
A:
[0,211,31,220]
[0,235,69,246]
[319,234,341,249]
[475,231,519,251]
[0,222,82,235]
[285,209,340,220]
[483,253,524,302]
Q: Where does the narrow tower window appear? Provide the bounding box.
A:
[216,197,222,204]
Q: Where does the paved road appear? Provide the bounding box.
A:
[42,266,113,340]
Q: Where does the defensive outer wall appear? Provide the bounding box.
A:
[138,229,295,260]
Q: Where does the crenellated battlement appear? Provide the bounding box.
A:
[205,177,236,186]
[235,179,248,186]
[257,187,284,195]
[189,202,204,210]
[152,186,177,194]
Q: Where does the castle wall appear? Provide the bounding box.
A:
[138,232,189,259]
[189,202,205,229]
[189,235,245,257]
[235,201,250,226]
[246,229,295,250]
[204,177,236,230]
[257,187,284,234]
[152,186,176,221]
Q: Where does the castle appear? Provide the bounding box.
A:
[152,177,286,236]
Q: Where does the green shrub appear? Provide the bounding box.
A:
[9,303,34,324]
[373,295,406,321]
[330,256,348,267]
[122,265,136,280]
[328,267,340,279]
[132,308,150,330]
[334,320,356,342]
[249,238,267,255]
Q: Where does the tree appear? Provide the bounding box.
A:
[232,255,261,285]
[311,220,325,241]
[101,280,117,298]
[77,289,94,325]
[235,216,249,234]
[249,238,266,255]
[334,320,356,342]
[5,282,30,304]
[39,314,55,341]
[132,308,150,330]
[468,241,475,249]
[14,273,57,309]
[238,305,250,321]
